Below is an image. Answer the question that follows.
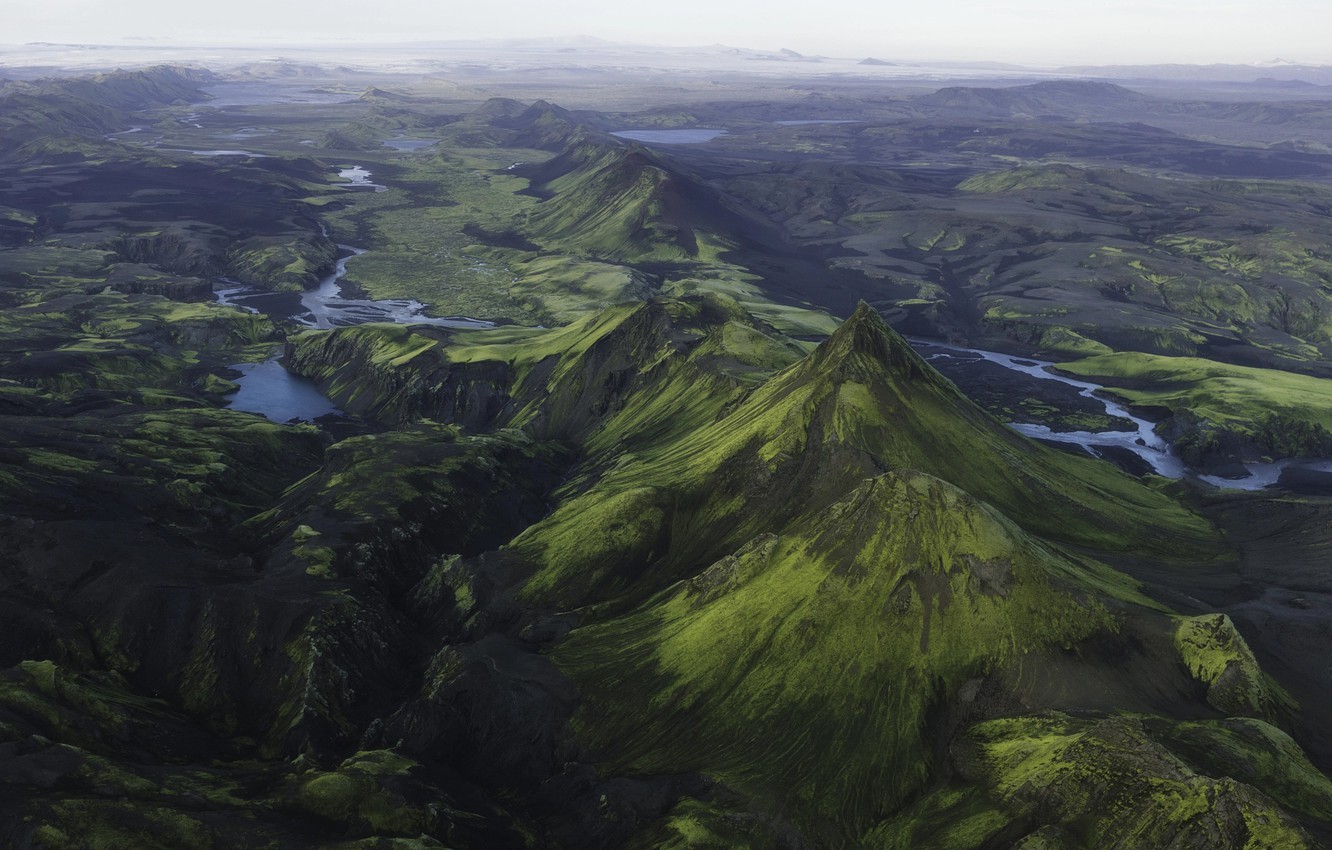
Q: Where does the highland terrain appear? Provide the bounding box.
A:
[1,46,1331,848]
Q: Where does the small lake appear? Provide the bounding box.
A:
[611,129,728,144]
[224,361,341,423]
[773,119,863,125]
[186,149,270,157]
[219,165,493,423]
[382,137,438,151]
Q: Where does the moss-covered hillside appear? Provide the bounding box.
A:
[3,65,1332,850]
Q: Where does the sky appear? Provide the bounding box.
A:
[5,0,1331,66]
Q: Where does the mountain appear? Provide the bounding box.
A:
[917,80,1154,117]
[519,141,780,263]
[4,287,1330,847]
[443,97,598,151]
[0,65,212,158]
[1058,62,1332,85]
[501,99,589,149]
[508,303,1221,610]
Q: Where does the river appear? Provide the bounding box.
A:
[911,339,1332,491]
[215,163,1328,484]
[219,165,493,423]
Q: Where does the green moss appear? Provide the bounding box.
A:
[295,751,432,836]
[301,771,363,818]
[1059,352,1332,436]
[958,166,1106,195]
[293,523,321,542]
[1175,614,1287,718]
[30,803,217,850]
[1030,325,1114,358]
[556,471,1118,837]
[0,662,191,760]
[954,713,1318,849]
[519,486,669,602]
[519,306,1220,616]
[297,544,337,578]
[862,786,1010,849]
[626,799,788,849]
[1154,717,1332,823]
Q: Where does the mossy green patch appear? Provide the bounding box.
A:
[1175,614,1289,719]
[954,713,1320,849]
[518,305,1220,614]
[556,470,1119,838]
[1061,352,1332,432]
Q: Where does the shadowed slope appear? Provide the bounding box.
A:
[537,304,1312,846]
[515,303,1221,612]
[521,142,784,264]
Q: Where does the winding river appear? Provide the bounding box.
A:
[914,341,1184,478]
[216,164,1329,486]
[219,165,492,422]
[912,339,1332,491]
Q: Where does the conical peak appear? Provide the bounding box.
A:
[612,147,671,183]
[823,303,910,360]
[812,303,944,388]
[614,142,667,170]
[471,96,526,118]
[522,99,577,122]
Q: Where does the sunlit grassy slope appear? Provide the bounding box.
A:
[514,304,1218,610]
[1060,352,1332,432]
[502,305,1285,845]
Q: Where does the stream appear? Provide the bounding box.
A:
[912,339,1332,491]
[216,162,1330,485]
[219,166,492,423]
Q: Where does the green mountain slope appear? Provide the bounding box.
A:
[4,72,1332,849]
[513,304,1220,611]
[520,142,775,263]
[557,469,1118,835]
[516,305,1316,846]
[0,66,211,159]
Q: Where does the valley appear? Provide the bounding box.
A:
[2,53,1332,849]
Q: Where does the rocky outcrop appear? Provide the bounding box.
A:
[226,234,338,291]
[286,325,516,428]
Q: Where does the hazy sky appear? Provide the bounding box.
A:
[5,0,1331,65]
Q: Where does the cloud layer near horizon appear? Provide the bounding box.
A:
[6,0,1330,65]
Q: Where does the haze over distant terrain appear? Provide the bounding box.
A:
[5,0,1332,66]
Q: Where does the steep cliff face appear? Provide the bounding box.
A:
[286,324,518,428]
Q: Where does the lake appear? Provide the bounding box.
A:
[611,129,728,144]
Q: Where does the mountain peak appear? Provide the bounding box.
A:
[471,97,527,119]
[522,99,578,122]
[811,302,941,386]
[615,142,667,171]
